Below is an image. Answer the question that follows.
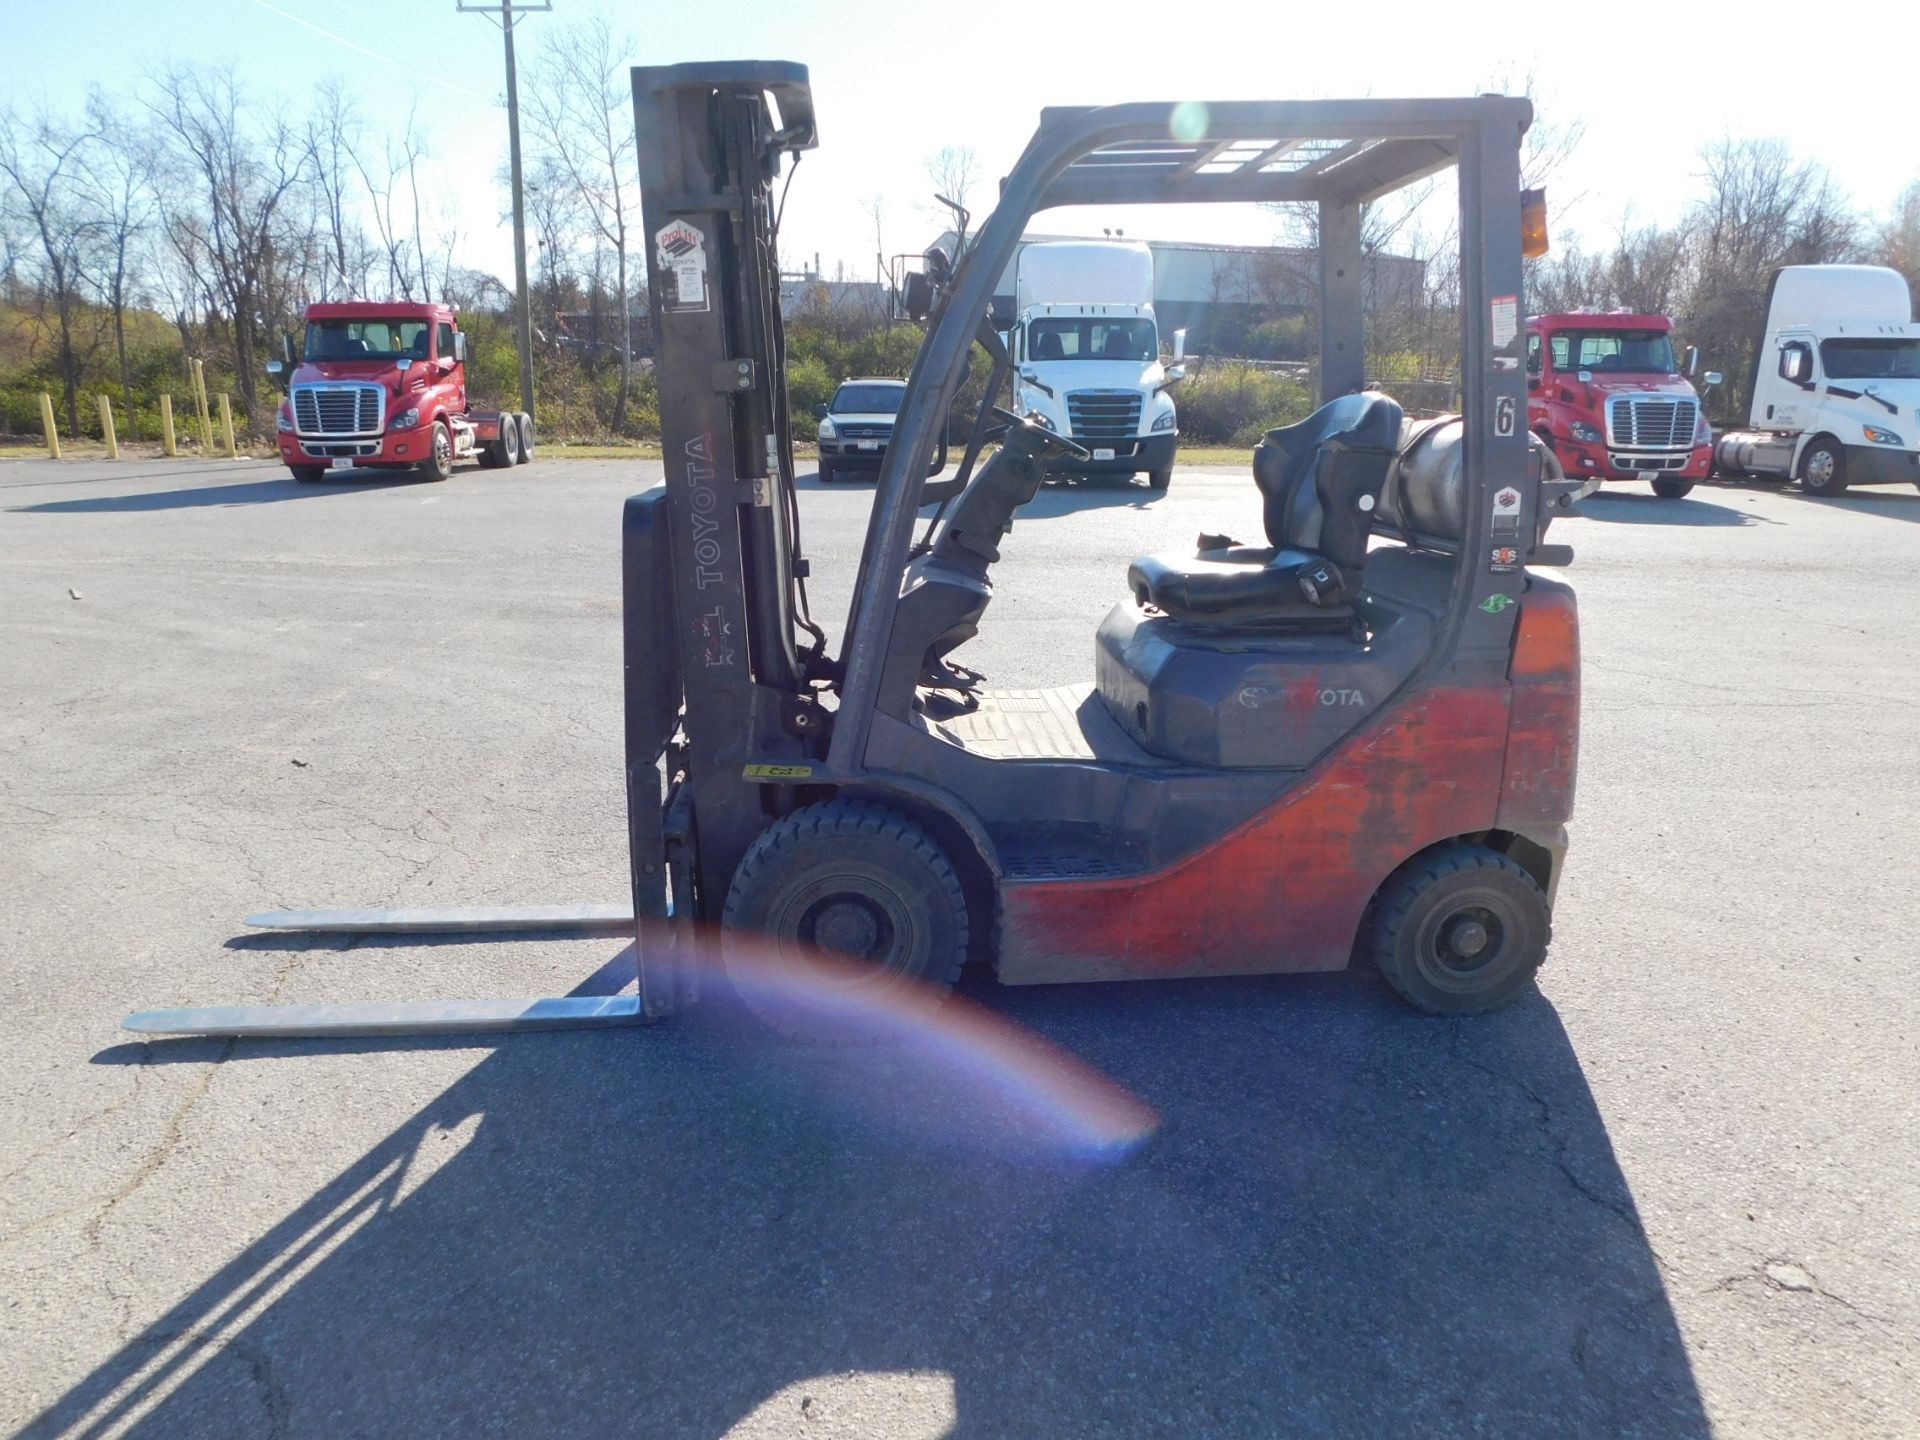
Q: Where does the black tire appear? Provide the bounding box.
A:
[482,416,517,469]
[1798,436,1847,497]
[419,422,454,482]
[290,464,329,483]
[515,412,534,463]
[721,799,969,1040]
[1367,842,1550,1016]
[817,459,835,484]
[1651,478,1694,499]
[1147,467,1173,491]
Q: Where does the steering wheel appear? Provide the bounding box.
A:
[991,405,1091,461]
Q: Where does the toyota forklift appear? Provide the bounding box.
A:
[127,64,1580,1042]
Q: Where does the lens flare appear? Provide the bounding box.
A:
[680,929,1160,1164]
[1169,101,1210,144]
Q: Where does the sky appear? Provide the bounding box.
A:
[11,0,1918,293]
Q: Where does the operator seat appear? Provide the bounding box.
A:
[1127,391,1404,629]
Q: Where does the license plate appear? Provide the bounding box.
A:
[1636,470,1658,481]
[856,441,879,451]
[1092,447,1115,461]
[331,457,354,470]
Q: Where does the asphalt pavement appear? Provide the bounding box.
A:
[1,452,1916,1438]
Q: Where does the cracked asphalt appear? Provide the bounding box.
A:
[1,454,1916,1438]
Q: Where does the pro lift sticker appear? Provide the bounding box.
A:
[655,220,710,313]
[1492,480,1523,538]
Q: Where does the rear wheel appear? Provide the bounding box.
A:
[1798,436,1848,497]
[1367,842,1550,1015]
[1651,478,1693,499]
[419,422,453,482]
[290,464,328,483]
[482,417,518,469]
[514,412,534,463]
[721,799,969,1040]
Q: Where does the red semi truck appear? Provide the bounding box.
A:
[269,301,532,483]
[1525,311,1714,498]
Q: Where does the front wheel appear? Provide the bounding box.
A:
[290,464,328,484]
[1651,478,1693,499]
[817,459,835,484]
[1147,467,1172,491]
[419,421,453,482]
[1367,842,1550,1015]
[1798,436,1848,497]
[721,799,969,1040]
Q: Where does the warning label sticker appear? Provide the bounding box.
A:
[655,220,709,313]
[1494,485,1522,517]
[1490,293,1519,349]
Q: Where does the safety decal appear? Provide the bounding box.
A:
[1489,545,1520,574]
[1490,293,1519,349]
[655,220,710,313]
[694,606,734,668]
[1493,485,1522,517]
[1495,395,1516,437]
[1479,593,1515,614]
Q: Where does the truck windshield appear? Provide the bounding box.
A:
[1548,329,1675,374]
[304,319,433,362]
[830,384,905,414]
[1027,317,1157,362]
[1819,338,1920,380]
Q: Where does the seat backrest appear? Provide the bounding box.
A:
[1031,330,1064,360]
[1251,392,1404,569]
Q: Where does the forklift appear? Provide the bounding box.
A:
[127,64,1580,1042]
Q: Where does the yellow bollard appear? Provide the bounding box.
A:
[160,394,177,456]
[217,394,237,458]
[98,394,120,460]
[38,392,61,459]
[191,360,214,453]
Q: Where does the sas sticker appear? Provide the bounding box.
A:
[655,220,710,313]
[1490,545,1520,574]
[743,763,814,780]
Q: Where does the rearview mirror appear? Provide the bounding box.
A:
[811,403,829,420]
[453,332,468,363]
[1162,365,1186,387]
[280,333,295,365]
[1703,371,1722,387]
[265,360,283,376]
[1684,345,1699,376]
[1172,328,1187,362]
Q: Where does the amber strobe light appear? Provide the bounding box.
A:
[1520,189,1549,259]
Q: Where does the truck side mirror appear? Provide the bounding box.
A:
[1703,371,1723,388]
[281,333,295,365]
[265,360,283,376]
[1162,365,1186,387]
[811,403,829,420]
[1684,345,1699,375]
[1172,328,1187,362]
[453,333,468,363]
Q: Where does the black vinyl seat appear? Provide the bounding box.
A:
[1127,391,1404,628]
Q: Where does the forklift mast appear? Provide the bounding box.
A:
[625,63,820,975]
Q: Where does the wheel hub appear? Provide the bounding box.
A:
[806,896,886,959]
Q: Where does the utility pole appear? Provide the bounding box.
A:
[459,0,548,418]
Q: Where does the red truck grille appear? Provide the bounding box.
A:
[1607,395,1696,450]
[293,383,385,437]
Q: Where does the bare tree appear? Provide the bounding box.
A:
[1875,181,1920,306]
[0,103,100,433]
[79,93,156,439]
[146,65,307,422]
[524,16,639,430]
[304,79,374,299]
[349,108,429,301]
[925,145,978,223]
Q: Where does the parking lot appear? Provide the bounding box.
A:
[2,452,1917,1437]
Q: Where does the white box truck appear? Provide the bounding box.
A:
[1010,240,1182,489]
[1713,264,1920,496]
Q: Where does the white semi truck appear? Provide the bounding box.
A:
[1713,264,1920,496]
[1009,240,1182,489]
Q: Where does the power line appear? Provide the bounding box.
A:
[240,0,488,101]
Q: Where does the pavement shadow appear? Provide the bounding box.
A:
[45,965,1706,1439]
[1792,491,1920,523]
[8,473,425,514]
[1573,491,1759,526]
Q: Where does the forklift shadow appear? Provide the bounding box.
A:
[1572,491,1763,526]
[8,472,425,514]
[50,964,1707,1439]
[1790,491,1920,523]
